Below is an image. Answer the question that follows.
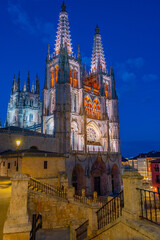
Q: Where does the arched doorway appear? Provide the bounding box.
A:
[111,164,120,194]
[72,164,86,195]
[91,156,108,196]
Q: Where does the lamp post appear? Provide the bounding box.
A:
[16,140,21,172]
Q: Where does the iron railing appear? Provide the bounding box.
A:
[74,194,102,206]
[96,191,124,230]
[28,177,67,199]
[76,220,89,240]
[137,188,160,225]
[30,214,42,240]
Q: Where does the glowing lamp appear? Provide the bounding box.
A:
[16,140,21,147]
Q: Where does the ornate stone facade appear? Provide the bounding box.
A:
[5,2,121,196]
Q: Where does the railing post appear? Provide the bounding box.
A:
[88,207,98,236]
[67,186,75,201]
[122,170,143,220]
[3,173,31,240]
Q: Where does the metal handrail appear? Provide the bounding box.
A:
[28,177,67,199]
[137,188,160,225]
[96,191,124,230]
[76,220,89,240]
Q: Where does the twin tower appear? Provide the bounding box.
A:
[6,2,120,155]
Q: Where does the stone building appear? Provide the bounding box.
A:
[2,2,121,196]
[6,73,42,132]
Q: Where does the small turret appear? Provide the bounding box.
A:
[110,64,118,99]
[47,44,50,62]
[31,81,34,93]
[35,74,40,94]
[16,72,20,92]
[83,63,87,77]
[27,72,30,92]
[23,81,26,92]
[12,74,16,94]
[78,45,82,64]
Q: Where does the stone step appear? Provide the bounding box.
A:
[36,228,70,240]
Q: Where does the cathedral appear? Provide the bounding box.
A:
[5,2,121,196]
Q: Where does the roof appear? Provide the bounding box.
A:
[131,151,160,160]
[0,126,53,138]
[151,159,160,163]
[0,147,64,158]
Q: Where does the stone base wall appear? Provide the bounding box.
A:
[28,191,89,229]
[3,232,30,240]
[87,217,160,240]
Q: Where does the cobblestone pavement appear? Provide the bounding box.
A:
[36,228,70,240]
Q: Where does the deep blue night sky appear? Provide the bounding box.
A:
[0,0,160,157]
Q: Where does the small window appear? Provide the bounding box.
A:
[44,161,47,169]
[156,175,160,183]
[3,161,5,167]
[8,163,10,169]
[29,114,33,122]
[14,161,16,166]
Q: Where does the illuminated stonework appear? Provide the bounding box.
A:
[91,25,106,73]
[6,2,120,155]
[54,2,73,56]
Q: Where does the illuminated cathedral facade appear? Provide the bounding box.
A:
[6,2,121,195]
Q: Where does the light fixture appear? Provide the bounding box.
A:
[16,140,21,147]
[16,139,21,171]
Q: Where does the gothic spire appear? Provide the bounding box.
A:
[91,25,106,73]
[16,72,20,92]
[27,72,30,92]
[54,2,73,56]
[12,74,16,94]
[35,74,40,94]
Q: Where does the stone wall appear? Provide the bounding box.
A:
[87,217,160,240]
[0,131,56,152]
[28,190,90,229]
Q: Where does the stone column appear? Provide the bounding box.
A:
[3,173,31,240]
[87,207,98,236]
[67,186,75,201]
[122,170,143,220]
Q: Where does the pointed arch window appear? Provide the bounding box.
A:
[74,70,77,88]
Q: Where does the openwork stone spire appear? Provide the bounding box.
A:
[91,25,106,73]
[54,2,73,56]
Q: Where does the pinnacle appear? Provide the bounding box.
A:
[95,24,100,34]
[61,1,66,12]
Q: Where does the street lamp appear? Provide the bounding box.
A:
[16,139,21,172]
